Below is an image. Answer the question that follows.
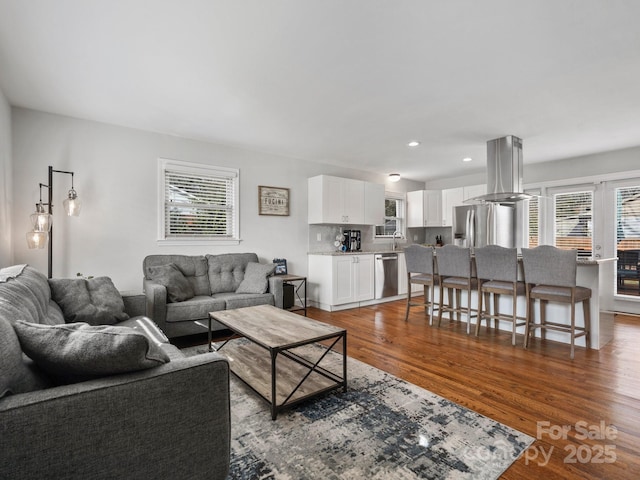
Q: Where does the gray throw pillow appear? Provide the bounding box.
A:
[13,321,170,383]
[0,318,51,398]
[49,277,129,325]
[147,263,195,303]
[235,262,276,294]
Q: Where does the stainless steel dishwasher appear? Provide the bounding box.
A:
[374,253,398,299]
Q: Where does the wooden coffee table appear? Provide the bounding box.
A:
[208,304,347,420]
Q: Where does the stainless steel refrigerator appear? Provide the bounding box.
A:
[453,203,525,248]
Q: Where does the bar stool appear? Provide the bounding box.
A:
[436,245,477,334]
[403,245,438,324]
[521,245,591,359]
[474,245,526,345]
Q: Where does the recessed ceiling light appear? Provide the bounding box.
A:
[407,141,420,147]
[463,157,473,162]
[388,173,401,182]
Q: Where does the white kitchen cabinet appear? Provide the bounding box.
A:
[407,190,442,227]
[308,175,385,225]
[463,184,487,201]
[364,182,385,225]
[441,187,464,226]
[308,254,375,310]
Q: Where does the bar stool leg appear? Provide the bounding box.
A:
[511,291,518,346]
[583,299,591,348]
[570,301,576,360]
[475,287,484,336]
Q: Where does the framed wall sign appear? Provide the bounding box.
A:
[258,186,290,216]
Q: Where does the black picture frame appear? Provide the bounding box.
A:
[273,258,288,275]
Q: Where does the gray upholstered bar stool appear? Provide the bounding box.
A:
[474,245,526,345]
[436,244,477,334]
[521,245,591,359]
[403,245,439,324]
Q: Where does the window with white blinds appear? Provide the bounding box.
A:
[553,190,593,256]
[159,159,239,241]
[526,189,540,247]
[616,185,640,249]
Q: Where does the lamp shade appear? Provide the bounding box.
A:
[30,202,52,232]
[63,188,81,216]
[26,230,48,249]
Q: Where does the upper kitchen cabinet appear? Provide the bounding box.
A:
[463,184,487,201]
[407,190,442,227]
[441,187,464,226]
[308,175,384,225]
[441,185,486,226]
[364,182,385,225]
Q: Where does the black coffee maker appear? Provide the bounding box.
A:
[342,230,361,251]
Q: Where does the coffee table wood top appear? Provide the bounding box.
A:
[210,304,345,350]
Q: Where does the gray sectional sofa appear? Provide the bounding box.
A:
[0,264,230,480]
[143,252,284,338]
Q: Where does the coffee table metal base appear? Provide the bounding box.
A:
[208,310,347,420]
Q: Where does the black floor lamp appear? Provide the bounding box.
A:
[26,166,81,278]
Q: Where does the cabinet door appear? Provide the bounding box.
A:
[342,178,365,224]
[354,255,375,302]
[441,187,464,226]
[406,190,425,228]
[424,190,443,227]
[364,182,385,225]
[463,184,486,201]
[332,255,355,304]
[397,252,408,295]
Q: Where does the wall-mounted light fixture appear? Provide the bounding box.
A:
[388,173,401,182]
[26,166,81,278]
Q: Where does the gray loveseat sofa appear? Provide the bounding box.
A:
[143,252,284,338]
[0,265,230,480]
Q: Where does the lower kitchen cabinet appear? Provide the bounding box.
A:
[308,254,374,311]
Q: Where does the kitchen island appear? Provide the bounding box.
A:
[308,250,616,350]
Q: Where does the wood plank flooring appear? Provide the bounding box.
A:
[306,300,640,479]
[187,300,640,478]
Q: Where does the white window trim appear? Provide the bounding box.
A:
[375,191,406,239]
[157,158,240,246]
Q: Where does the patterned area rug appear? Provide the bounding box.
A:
[182,343,533,479]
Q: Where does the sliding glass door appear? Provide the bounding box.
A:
[615,185,640,297]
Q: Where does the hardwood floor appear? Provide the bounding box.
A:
[305,300,640,479]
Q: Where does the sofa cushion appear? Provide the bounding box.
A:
[0,318,51,398]
[165,295,226,323]
[49,277,130,325]
[0,265,63,326]
[147,263,195,303]
[235,262,276,294]
[13,321,170,383]
[207,253,258,293]
[213,292,275,310]
[144,254,211,296]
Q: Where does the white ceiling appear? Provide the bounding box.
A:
[1,0,640,182]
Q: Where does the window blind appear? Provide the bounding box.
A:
[526,190,540,248]
[554,190,593,256]
[616,185,640,249]
[164,169,236,238]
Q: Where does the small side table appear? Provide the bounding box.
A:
[278,274,307,316]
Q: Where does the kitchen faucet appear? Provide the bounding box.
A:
[392,231,403,251]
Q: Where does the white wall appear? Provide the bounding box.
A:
[11,108,422,291]
[0,87,12,266]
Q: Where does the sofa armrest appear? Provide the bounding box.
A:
[121,292,146,317]
[143,278,168,327]
[269,275,284,309]
[0,353,230,480]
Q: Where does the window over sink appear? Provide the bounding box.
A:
[375,192,405,238]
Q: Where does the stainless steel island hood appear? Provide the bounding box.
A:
[467,135,532,203]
